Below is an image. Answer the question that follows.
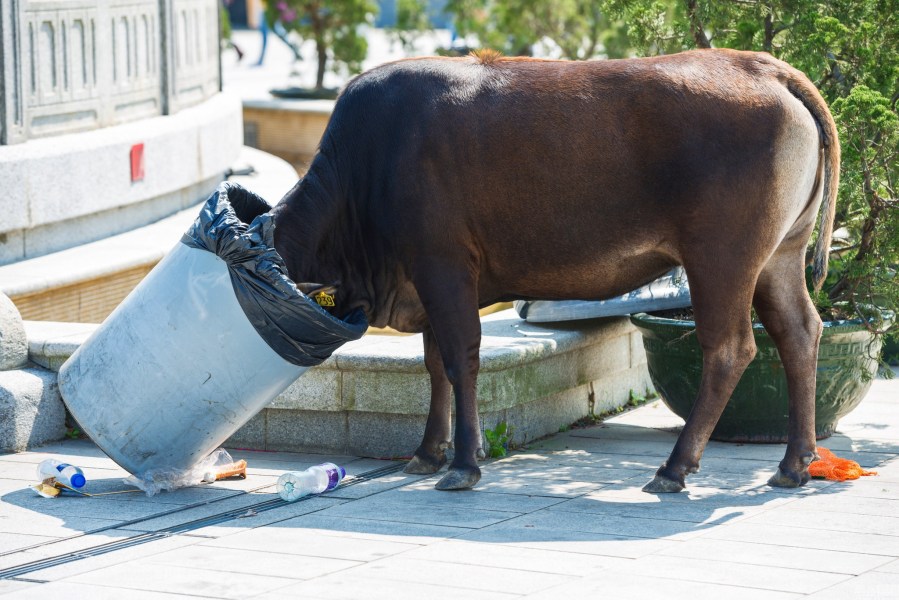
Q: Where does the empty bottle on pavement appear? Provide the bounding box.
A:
[37,459,86,489]
[277,463,346,502]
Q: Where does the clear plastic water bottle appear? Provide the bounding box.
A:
[277,463,346,502]
[37,459,86,489]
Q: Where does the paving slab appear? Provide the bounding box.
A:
[2,582,197,599]
[807,571,899,599]
[610,554,851,594]
[0,374,895,598]
[271,513,474,545]
[655,538,895,575]
[313,495,526,529]
[471,507,715,542]
[145,544,360,580]
[332,555,571,595]
[522,573,803,600]
[455,518,680,559]
[0,529,137,570]
[0,533,57,555]
[401,538,631,576]
[877,558,899,573]
[252,576,518,600]
[471,472,608,497]
[65,561,297,599]
[119,496,347,539]
[741,503,899,536]
[702,521,899,556]
[11,534,202,583]
[546,490,793,525]
[198,525,423,562]
[326,469,436,500]
[0,581,36,596]
[111,492,289,533]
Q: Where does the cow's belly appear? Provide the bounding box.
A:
[481,247,678,305]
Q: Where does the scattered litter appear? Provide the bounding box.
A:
[124,448,247,496]
[31,459,143,498]
[37,459,86,489]
[809,447,878,481]
[277,463,346,502]
[238,509,258,519]
[31,481,61,498]
[203,459,247,482]
[31,450,249,499]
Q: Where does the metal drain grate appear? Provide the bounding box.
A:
[0,462,408,581]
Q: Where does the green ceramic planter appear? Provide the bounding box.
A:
[630,313,888,442]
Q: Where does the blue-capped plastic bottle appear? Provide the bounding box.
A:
[37,459,86,489]
[277,463,346,502]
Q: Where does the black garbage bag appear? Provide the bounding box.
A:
[181,182,368,366]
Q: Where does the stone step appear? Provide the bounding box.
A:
[24,310,652,458]
[0,146,298,323]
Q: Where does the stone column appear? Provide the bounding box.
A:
[0,0,26,144]
[159,0,176,115]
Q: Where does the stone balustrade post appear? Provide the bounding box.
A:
[0,0,26,144]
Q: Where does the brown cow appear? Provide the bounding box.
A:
[271,48,839,493]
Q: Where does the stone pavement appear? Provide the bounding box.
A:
[0,373,897,599]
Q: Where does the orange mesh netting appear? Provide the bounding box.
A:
[808,447,878,481]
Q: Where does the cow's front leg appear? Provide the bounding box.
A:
[412,263,483,491]
[405,328,452,474]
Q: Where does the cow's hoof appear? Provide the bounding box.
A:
[435,466,481,491]
[642,475,685,494]
[404,453,446,475]
[768,467,809,488]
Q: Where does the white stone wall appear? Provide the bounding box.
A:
[0,92,243,264]
[1,0,220,144]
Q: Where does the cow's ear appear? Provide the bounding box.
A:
[297,282,326,295]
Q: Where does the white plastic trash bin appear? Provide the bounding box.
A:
[58,183,368,478]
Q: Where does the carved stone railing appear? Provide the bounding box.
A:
[0,0,220,144]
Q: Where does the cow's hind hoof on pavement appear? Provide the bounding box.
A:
[404,453,446,475]
[642,474,685,494]
[435,466,481,490]
[767,467,809,488]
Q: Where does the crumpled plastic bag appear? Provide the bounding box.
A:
[124,448,235,496]
[180,182,368,366]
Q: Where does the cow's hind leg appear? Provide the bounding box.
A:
[753,247,822,487]
[643,269,759,493]
[405,328,452,474]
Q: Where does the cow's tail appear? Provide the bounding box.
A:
[785,71,840,292]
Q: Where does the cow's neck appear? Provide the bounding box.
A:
[272,160,379,322]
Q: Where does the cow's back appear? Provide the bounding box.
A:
[321,49,822,313]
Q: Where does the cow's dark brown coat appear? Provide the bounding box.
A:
[271,49,839,492]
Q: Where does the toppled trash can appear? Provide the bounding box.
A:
[58,183,368,479]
